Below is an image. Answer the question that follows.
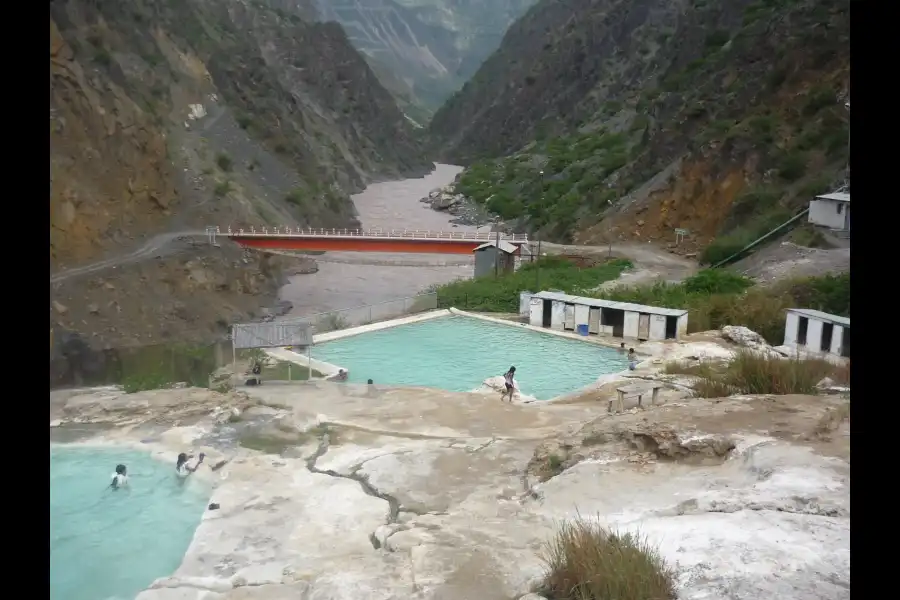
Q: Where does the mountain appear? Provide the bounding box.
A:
[427,0,850,257]
[313,0,538,120]
[50,0,431,347]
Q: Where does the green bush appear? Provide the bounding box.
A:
[602,270,848,345]
[216,153,233,172]
[435,257,631,312]
[700,208,792,265]
[538,517,676,600]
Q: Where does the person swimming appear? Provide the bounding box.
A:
[109,464,128,490]
[176,452,204,478]
[501,366,517,402]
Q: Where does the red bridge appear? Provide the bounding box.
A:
[212,226,530,255]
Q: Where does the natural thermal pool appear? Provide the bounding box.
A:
[312,316,630,400]
[50,446,209,600]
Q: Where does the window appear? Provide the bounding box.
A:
[837,203,843,214]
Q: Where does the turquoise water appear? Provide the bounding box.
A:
[50,446,209,600]
[314,316,630,400]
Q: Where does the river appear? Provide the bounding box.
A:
[279,163,481,316]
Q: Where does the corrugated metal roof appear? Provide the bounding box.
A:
[815,192,850,203]
[531,291,688,317]
[473,240,517,254]
[787,308,850,327]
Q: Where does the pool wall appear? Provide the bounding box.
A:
[265,307,640,400]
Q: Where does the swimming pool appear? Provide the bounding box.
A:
[50,446,209,600]
[313,315,630,400]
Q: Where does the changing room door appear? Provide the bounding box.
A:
[638,313,651,340]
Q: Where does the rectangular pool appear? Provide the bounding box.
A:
[312,316,630,400]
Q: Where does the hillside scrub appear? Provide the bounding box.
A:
[602,270,849,344]
[538,517,677,600]
[452,129,635,241]
[435,257,631,312]
[431,0,849,249]
[667,350,847,397]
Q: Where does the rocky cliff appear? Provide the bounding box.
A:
[314,0,537,121]
[50,0,431,348]
[428,0,850,253]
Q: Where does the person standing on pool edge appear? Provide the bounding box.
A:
[501,366,517,402]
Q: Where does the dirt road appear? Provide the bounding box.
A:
[540,240,698,287]
[49,231,205,285]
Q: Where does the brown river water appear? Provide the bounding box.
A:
[279,164,485,316]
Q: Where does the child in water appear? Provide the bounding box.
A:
[109,464,128,490]
[176,452,205,478]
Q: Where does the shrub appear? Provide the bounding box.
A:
[216,153,233,172]
[538,517,676,600]
[435,257,631,312]
[213,180,232,198]
[690,350,845,398]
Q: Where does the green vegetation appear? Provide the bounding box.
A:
[602,270,849,344]
[538,517,676,600]
[120,343,221,393]
[453,129,636,241]
[435,257,632,312]
[215,152,233,172]
[666,350,849,397]
[213,180,233,198]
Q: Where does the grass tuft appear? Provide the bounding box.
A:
[538,516,677,600]
[686,350,847,398]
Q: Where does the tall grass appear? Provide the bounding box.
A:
[668,350,847,398]
[538,517,676,600]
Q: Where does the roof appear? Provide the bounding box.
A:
[787,308,850,328]
[473,240,517,254]
[531,290,688,317]
[814,192,850,203]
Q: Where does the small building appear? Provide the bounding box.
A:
[527,291,689,341]
[783,308,849,358]
[473,240,517,278]
[808,192,850,232]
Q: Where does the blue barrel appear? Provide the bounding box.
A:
[576,324,589,336]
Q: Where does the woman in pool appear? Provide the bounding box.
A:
[109,464,128,490]
[176,452,204,478]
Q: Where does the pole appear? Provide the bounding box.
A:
[494,228,500,278]
[231,328,237,387]
[536,237,542,290]
[288,362,292,381]
[307,344,311,379]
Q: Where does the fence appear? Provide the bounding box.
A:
[283,292,438,333]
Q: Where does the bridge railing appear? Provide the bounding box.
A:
[215,226,528,242]
[279,292,439,333]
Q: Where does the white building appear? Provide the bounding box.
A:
[783,308,849,358]
[525,291,689,341]
[808,192,850,232]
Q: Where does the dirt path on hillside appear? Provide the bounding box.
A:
[49,231,206,284]
[540,240,699,288]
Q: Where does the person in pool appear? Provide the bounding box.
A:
[110,464,128,490]
[501,366,517,402]
[176,452,205,478]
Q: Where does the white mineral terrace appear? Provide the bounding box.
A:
[49,330,850,600]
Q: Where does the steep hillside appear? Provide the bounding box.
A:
[314,0,537,119]
[428,0,850,256]
[50,0,431,348]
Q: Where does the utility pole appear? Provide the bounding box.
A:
[536,170,544,290]
[494,227,501,278]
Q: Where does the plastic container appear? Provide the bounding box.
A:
[576,324,589,336]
